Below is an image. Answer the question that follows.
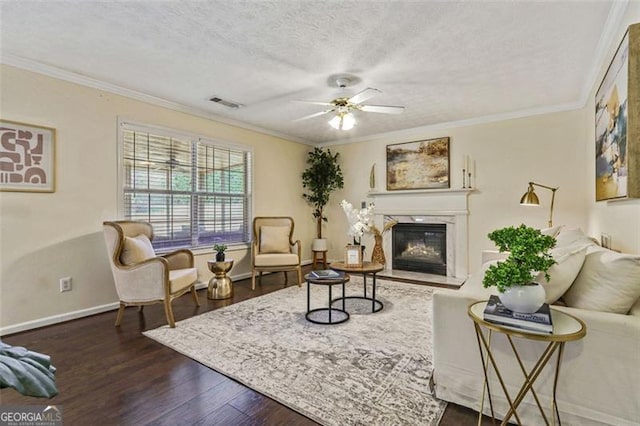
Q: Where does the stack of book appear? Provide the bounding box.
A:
[483,295,553,334]
[309,269,344,279]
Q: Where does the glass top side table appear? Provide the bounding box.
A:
[468,301,586,426]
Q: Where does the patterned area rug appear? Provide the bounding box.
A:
[144,277,447,425]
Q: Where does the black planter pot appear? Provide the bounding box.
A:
[216,252,225,262]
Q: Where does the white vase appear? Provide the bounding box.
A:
[500,283,546,313]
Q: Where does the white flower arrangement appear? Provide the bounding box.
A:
[340,200,375,243]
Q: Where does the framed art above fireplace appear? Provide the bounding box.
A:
[386,137,450,190]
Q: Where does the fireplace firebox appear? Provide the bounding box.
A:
[392,223,447,275]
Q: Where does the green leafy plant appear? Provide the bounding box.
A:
[302,147,344,239]
[482,224,556,293]
[213,244,227,253]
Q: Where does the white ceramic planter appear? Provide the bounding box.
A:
[500,283,546,313]
[312,238,328,251]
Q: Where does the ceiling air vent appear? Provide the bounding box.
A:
[209,96,243,109]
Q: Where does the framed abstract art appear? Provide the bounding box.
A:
[0,120,56,193]
[595,23,639,201]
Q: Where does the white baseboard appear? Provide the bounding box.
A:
[0,302,120,337]
[1,264,312,336]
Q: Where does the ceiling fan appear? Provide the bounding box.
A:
[294,77,405,130]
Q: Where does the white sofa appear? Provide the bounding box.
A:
[432,228,640,426]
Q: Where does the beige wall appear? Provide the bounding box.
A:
[323,109,590,272]
[0,65,314,332]
[585,2,640,254]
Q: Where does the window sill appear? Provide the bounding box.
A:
[191,243,251,256]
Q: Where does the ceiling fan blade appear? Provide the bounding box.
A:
[360,104,405,114]
[293,109,334,122]
[293,100,334,106]
[348,87,381,105]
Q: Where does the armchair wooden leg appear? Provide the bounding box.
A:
[115,302,126,327]
[164,300,176,328]
[297,267,302,287]
[137,306,144,312]
[252,270,256,290]
[191,285,200,306]
[284,271,289,286]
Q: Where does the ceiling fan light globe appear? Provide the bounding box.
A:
[342,113,356,130]
[328,115,342,130]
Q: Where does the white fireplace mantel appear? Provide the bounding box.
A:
[367,188,474,279]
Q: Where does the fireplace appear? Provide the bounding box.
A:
[392,223,447,275]
[369,187,472,281]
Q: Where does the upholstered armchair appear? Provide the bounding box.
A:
[103,221,200,328]
[251,216,302,290]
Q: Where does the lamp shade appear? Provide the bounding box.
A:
[520,187,540,205]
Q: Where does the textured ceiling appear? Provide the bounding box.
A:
[0,1,620,144]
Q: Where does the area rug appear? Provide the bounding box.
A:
[144,277,447,425]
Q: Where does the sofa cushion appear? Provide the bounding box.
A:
[461,260,500,299]
[121,234,156,265]
[536,245,588,304]
[259,226,290,253]
[563,249,640,314]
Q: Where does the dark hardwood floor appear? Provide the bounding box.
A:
[0,266,490,425]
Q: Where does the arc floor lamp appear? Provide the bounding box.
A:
[520,182,559,227]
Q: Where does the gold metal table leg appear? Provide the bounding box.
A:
[473,323,523,425]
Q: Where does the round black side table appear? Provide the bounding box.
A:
[305,273,350,325]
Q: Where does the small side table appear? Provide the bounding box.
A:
[468,301,586,425]
[305,273,350,325]
[329,261,384,314]
[312,250,328,269]
[207,259,234,300]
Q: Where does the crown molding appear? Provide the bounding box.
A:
[318,99,584,147]
[578,0,630,107]
[0,53,312,146]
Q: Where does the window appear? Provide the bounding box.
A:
[120,121,252,251]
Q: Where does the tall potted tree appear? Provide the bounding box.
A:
[302,147,344,250]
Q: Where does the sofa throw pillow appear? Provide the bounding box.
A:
[554,227,597,249]
[563,250,640,314]
[535,245,587,304]
[539,225,563,238]
[121,234,156,265]
[259,226,291,253]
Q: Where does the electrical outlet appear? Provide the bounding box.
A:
[600,233,611,249]
[60,277,72,292]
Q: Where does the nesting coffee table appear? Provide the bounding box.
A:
[305,273,350,325]
[329,261,384,314]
